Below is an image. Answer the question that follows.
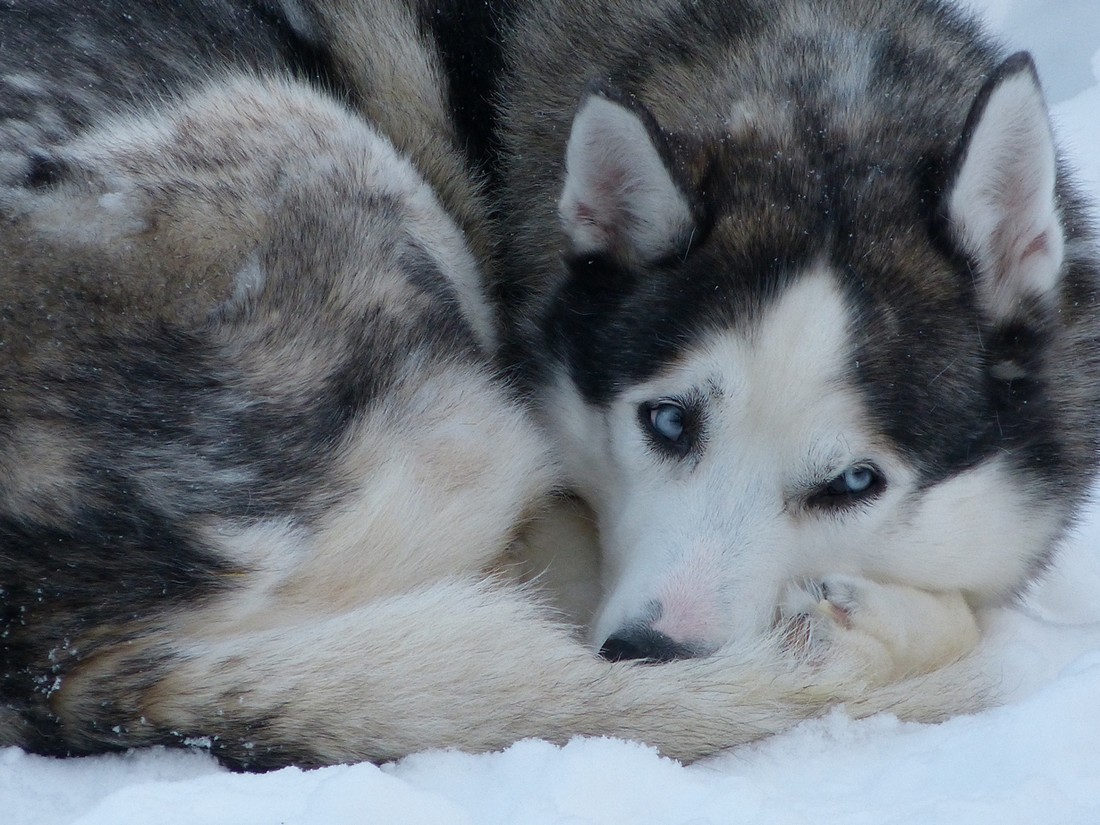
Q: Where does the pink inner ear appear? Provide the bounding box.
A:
[601,165,629,200]
[573,200,599,228]
[1020,230,1049,261]
[569,163,633,251]
[570,199,614,250]
[588,162,629,222]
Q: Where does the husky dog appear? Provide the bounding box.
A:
[0,0,985,770]
[442,0,1100,662]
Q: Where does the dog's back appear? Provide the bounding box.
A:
[0,1,551,766]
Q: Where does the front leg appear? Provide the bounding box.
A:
[780,575,982,684]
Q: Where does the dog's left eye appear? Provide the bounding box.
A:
[828,466,876,495]
[650,403,684,441]
[640,400,695,457]
[810,464,884,509]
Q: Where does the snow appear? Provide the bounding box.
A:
[6,2,1100,823]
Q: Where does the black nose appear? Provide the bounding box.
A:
[599,626,698,663]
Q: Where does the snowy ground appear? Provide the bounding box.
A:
[6,1,1100,823]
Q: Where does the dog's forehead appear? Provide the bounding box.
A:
[705,269,848,386]
[636,266,856,409]
[657,254,991,481]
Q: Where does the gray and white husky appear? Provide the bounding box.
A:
[0,0,991,770]
[445,0,1100,661]
[2,0,1091,774]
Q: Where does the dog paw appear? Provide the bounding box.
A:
[779,575,981,683]
[779,575,874,664]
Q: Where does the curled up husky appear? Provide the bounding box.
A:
[0,1,1095,772]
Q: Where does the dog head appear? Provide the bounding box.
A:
[540,55,1078,660]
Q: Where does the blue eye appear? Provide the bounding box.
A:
[818,464,883,505]
[640,400,696,457]
[834,466,874,494]
[649,403,684,442]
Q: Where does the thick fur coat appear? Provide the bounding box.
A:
[0,0,1094,769]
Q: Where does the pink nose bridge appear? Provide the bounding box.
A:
[648,539,728,646]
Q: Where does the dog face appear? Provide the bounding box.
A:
[551,269,1060,658]
[540,56,1071,659]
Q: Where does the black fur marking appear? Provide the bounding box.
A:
[426,0,520,184]
[399,238,485,356]
[24,151,67,189]
[245,0,344,96]
[0,496,232,738]
[543,135,821,408]
[603,2,772,95]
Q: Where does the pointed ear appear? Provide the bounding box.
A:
[946,53,1064,321]
[558,85,694,262]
